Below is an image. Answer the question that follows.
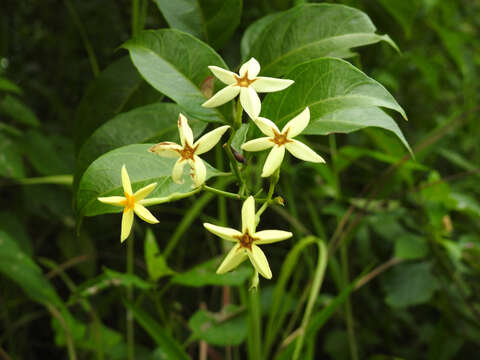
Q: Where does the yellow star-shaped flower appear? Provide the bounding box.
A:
[98,165,159,242]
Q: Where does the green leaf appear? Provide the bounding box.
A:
[377,0,420,37]
[145,229,175,281]
[76,267,152,298]
[262,58,411,154]
[245,3,398,77]
[21,130,73,175]
[0,133,26,179]
[124,300,191,360]
[171,257,251,287]
[75,102,207,189]
[0,230,61,306]
[74,56,159,151]
[76,144,223,219]
[0,95,40,127]
[189,304,247,346]
[0,211,33,255]
[394,233,429,260]
[123,29,228,123]
[383,262,440,308]
[231,123,249,155]
[0,77,22,94]
[240,12,282,59]
[154,0,242,49]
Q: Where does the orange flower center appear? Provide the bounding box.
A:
[122,192,136,211]
[234,71,257,88]
[270,128,292,146]
[235,231,258,250]
[177,143,198,161]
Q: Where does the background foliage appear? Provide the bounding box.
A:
[1,0,479,359]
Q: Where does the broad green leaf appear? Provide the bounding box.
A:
[0,133,25,179]
[0,95,39,127]
[383,262,440,308]
[21,130,73,175]
[394,233,429,260]
[123,29,228,123]
[189,304,247,346]
[240,12,282,59]
[154,0,242,49]
[262,58,411,154]
[76,267,151,298]
[231,123,249,155]
[145,229,175,281]
[74,56,160,152]
[0,230,61,306]
[0,77,22,94]
[245,4,398,77]
[76,144,223,219]
[171,257,251,287]
[124,300,191,360]
[75,103,206,189]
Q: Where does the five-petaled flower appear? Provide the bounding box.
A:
[241,107,325,177]
[203,196,292,279]
[149,114,229,187]
[201,57,294,120]
[98,165,159,242]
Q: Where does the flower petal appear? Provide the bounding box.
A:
[282,107,310,138]
[134,204,159,224]
[203,223,243,241]
[252,77,294,93]
[254,230,293,244]
[134,182,157,201]
[149,142,181,158]
[247,245,272,279]
[240,87,261,119]
[194,125,230,155]
[239,57,260,79]
[190,155,207,187]
[121,209,134,242]
[178,113,194,146]
[208,66,236,85]
[241,137,274,152]
[121,165,132,195]
[241,196,256,234]
[261,145,285,177]
[217,244,248,274]
[172,158,187,184]
[97,196,126,207]
[202,85,240,108]
[285,140,325,163]
[253,117,279,137]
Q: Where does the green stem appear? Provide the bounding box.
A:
[248,286,262,360]
[256,168,279,219]
[63,0,99,77]
[341,242,359,360]
[139,188,202,206]
[292,239,327,360]
[225,101,246,189]
[14,175,73,186]
[47,305,77,360]
[131,0,140,37]
[126,232,135,360]
[202,185,269,202]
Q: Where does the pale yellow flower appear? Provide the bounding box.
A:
[98,165,159,242]
[202,57,294,119]
[242,107,325,177]
[204,196,292,279]
[149,114,229,187]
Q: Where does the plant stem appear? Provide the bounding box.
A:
[256,168,279,219]
[131,0,140,37]
[126,232,135,360]
[63,0,99,77]
[14,175,73,186]
[47,305,77,360]
[202,185,269,202]
[248,287,262,360]
[224,100,247,189]
[293,239,327,360]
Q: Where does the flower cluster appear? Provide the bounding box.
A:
[98,57,326,281]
